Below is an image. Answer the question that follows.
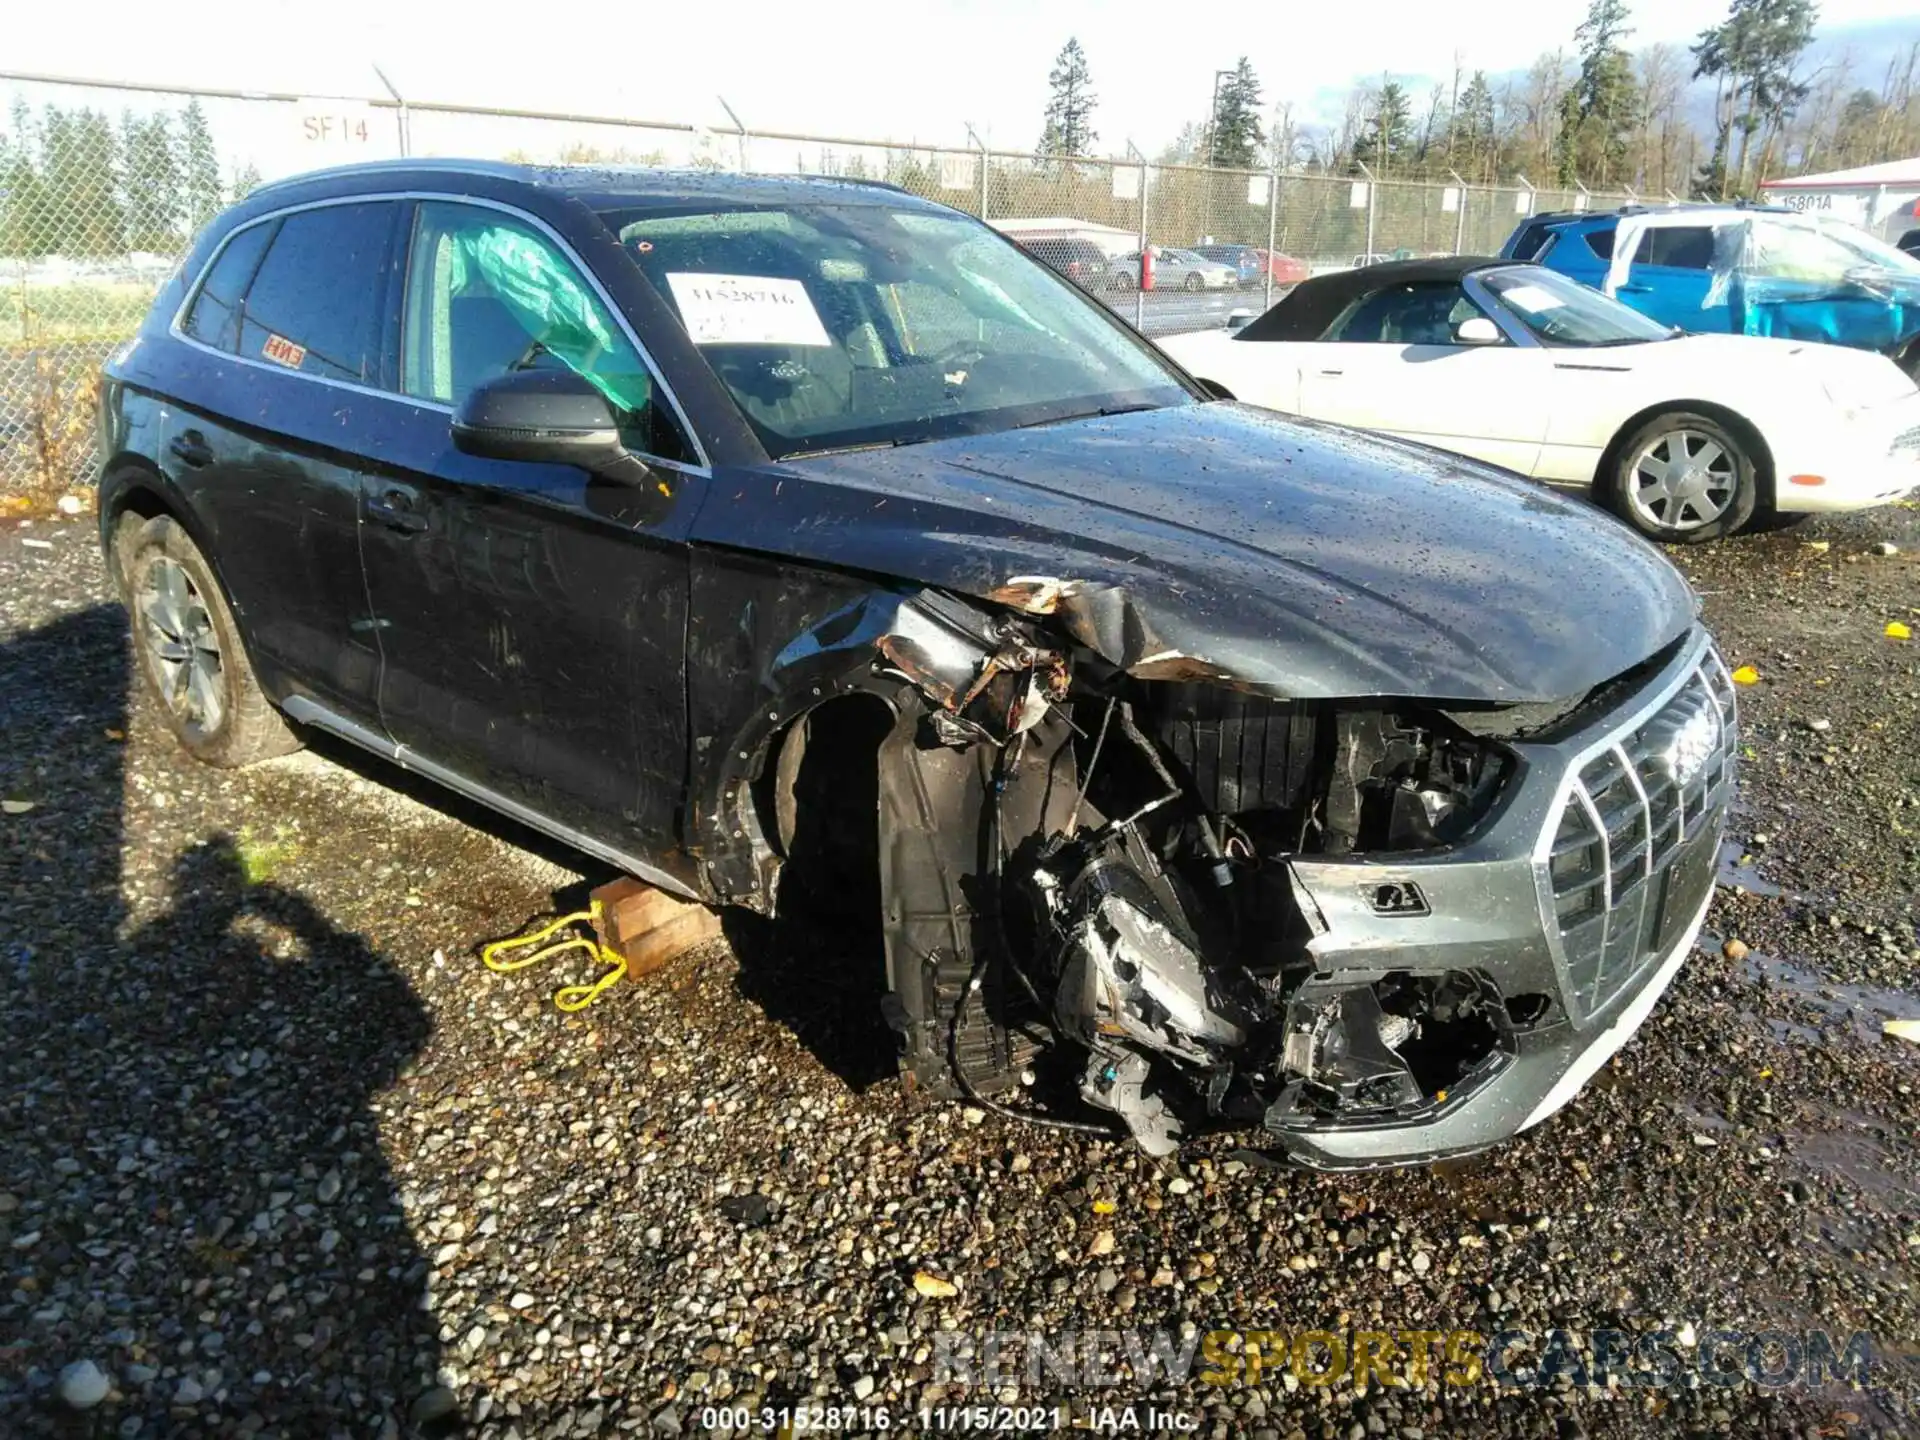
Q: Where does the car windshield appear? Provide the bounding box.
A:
[1482,266,1676,347]
[601,202,1192,458]
[1747,215,1920,279]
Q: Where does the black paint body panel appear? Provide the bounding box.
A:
[100,161,1697,908]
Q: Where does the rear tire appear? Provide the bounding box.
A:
[1600,411,1758,543]
[122,514,300,767]
[1183,273,1204,293]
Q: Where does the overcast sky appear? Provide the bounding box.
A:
[9,0,1920,170]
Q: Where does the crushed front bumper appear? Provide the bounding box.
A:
[1268,628,1736,1170]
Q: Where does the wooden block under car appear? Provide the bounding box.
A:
[589,876,724,978]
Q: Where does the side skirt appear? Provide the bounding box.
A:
[279,695,701,901]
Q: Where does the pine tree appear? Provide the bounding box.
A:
[0,100,52,258]
[1354,80,1415,175]
[230,162,263,201]
[1208,57,1265,168]
[120,111,184,252]
[1692,0,1818,197]
[1040,39,1098,158]
[1455,72,1498,182]
[41,106,125,257]
[179,99,222,235]
[1556,0,1638,186]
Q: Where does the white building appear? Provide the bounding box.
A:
[989,216,1140,257]
[1759,158,1920,244]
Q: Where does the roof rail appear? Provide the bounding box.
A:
[248,157,531,195]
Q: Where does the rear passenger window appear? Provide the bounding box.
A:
[183,222,274,352]
[236,203,395,384]
[1583,229,1614,260]
[1633,226,1716,270]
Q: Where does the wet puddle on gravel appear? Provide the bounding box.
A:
[1785,1118,1909,1209]
[1716,838,1783,897]
[1741,951,1920,1044]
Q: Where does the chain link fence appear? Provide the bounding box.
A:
[0,72,1636,496]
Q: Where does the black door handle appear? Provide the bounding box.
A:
[365,489,428,535]
[168,432,213,468]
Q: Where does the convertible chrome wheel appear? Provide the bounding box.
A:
[139,555,225,732]
[1626,428,1738,533]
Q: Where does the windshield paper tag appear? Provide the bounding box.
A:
[1497,284,1565,313]
[664,273,832,346]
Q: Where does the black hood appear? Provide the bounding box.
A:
[695,401,1697,704]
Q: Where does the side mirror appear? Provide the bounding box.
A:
[1454,315,1502,345]
[452,369,648,481]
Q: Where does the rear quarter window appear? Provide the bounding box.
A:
[234,202,396,384]
[182,221,275,352]
[1583,228,1615,260]
[1508,225,1552,261]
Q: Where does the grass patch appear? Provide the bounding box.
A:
[236,824,303,886]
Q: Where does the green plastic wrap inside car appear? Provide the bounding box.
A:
[452,225,653,415]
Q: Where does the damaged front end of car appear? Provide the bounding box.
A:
[834,578,1737,1170]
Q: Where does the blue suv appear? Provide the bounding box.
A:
[1504,204,1920,375]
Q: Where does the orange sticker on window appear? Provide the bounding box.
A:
[261,333,307,369]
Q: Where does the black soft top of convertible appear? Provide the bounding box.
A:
[1235,256,1518,341]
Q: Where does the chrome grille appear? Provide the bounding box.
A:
[1544,650,1737,1019]
[1892,424,1920,454]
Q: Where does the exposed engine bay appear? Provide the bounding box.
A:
[862,588,1535,1160]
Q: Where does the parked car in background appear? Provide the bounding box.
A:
[1159,257,1920,542]
[1260,248,1311,285]
[98,161,1728,1170]
[1014,235,1111,291]
[1192,244,1264,286]
[1193,244,1310,287]
[1111,246,1239,291]
[1506,204,1920,375]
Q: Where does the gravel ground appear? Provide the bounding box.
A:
[1,499,1916,1440]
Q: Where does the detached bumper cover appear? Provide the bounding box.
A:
[1269,629,1736,1170]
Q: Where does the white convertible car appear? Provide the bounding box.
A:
[1157,257,1920,541]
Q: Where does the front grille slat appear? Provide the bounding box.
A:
[1544,652,1738,1021]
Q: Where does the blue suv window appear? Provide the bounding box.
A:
[182,221,275,352]
[235,203,396,385]
[1635,226,1716,269]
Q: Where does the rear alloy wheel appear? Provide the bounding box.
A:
[1604,411,1758,543]
[123,514,300,767]
[1183,273,1204,293]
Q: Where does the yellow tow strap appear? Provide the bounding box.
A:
[480,900,627,1011]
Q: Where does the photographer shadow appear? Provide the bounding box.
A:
[0,603,451,1436]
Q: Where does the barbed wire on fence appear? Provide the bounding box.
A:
[0,71,1635,496]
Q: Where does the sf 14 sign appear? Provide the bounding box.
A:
[295,101,392,153]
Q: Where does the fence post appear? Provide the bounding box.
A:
[965,124,989,221]
[1356,161,1376,261]
[373,64,409,157]
[1136,161,1150,330]
[717,96,748,171]
[1126,141,1149,330]
[1264,163,1279,310]
[1449,169,1467,255]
